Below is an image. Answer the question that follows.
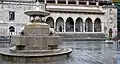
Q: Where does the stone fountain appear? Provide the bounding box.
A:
[0,2,72,62]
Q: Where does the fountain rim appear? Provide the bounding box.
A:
[0,48,72,57]
[24,10,50,16]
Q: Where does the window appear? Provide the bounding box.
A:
[9,11,15,21]
[9,26,15,32]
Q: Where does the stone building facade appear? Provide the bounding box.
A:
[0,0,117,39]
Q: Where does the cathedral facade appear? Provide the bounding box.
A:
[0,0,117,39]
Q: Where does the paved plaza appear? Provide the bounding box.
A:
[0,40,117,64]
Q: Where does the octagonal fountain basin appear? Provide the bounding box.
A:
[0,48,72,62]
[0,1,72,63]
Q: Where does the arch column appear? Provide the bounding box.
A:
[66,0,68,4]
[74,22,75,32]
[93,23,94,32]
[54,21,56,30]
[83,22,85,32]
[76,0,79,5]
[64,22,66,32]
[55,0,58,4]
[45,0,47,4]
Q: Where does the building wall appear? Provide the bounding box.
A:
[103,6,117,38]
[114,3,120,32]
[0,2,34,35]
[0,1,117,38]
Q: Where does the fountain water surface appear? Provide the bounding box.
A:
[0,1,72,62]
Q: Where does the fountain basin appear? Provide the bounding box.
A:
[0,2,72,62]
[12,36,62,50]
[0,48,72,62]
[24,10,50,16]
[9,47,62,53]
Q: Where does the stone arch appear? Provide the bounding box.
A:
[94,18,101,32]
[56,17,64,32]
[85,18,93,32]
[75,17,83,32]
[9,26,15,35]
[46,17,54,28]
[9,26,15,32]
[66,17,74,32]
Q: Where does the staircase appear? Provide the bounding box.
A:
[57,33,107,41]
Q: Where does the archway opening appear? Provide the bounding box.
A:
[75,18,83,32]
[109,28,113,39]
[9,26,15,35]
[46,17,54,28]
[9,26,15,32]
[66,17,74,32]
[94,18,101,32]
[56,17,64,32]
[85,18,92,32]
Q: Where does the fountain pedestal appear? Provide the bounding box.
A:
[0,2,72,62]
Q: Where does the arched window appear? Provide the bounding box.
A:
[58,0,66,4]
[46,17,54,28]
[56,17,64,32]
[47,0,55,3]
[94,18,101,32]
[66,17,74,32]
[75,17,83,32]
[9,26,15,32]
[85,18,92,32]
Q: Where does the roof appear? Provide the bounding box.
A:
[46,8,104,14]
[46,4,104,14]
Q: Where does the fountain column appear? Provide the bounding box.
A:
[0,1,72,62]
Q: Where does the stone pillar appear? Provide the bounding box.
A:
[76,0,79,5]
[101,22,104,33]
[45,0,47,4]
[93,23,94,32]
[83,22,85,32]
[86,1,89,5]
[64,22,66,32]
[54,21,56,30]
[74,22,76,32]
[96,2,99,6]
[55,0,58,4]
[66,0,68,4]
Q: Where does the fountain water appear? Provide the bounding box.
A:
[0,1,72,62]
